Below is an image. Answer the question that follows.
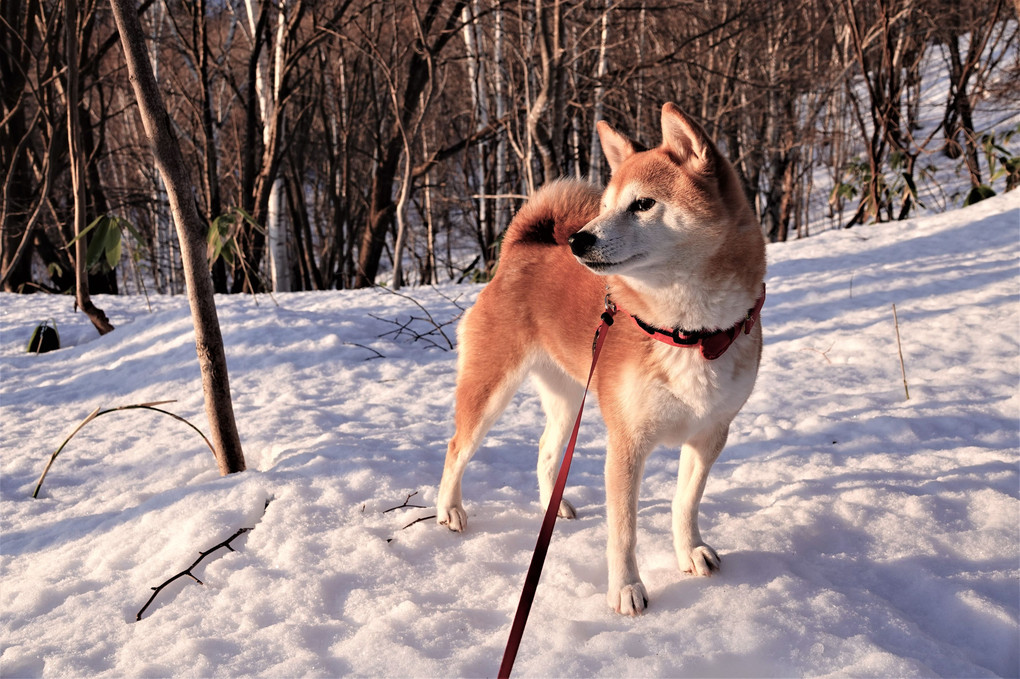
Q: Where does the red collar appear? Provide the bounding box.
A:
[612,285,765,360]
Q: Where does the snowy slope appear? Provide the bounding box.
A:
[1,192,1018,678]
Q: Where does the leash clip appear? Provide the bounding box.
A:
[593,295,617,354]
[602,294,617,325]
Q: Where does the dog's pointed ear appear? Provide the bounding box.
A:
[661,103,714,172]
[597,120,640,174]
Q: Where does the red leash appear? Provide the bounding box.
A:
[497,303,616,679]
[496,288,765,675]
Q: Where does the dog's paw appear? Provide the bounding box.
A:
[437,504,467,532]
[557,498,577,519]
[607,582,649,616]
[679,544,720,576]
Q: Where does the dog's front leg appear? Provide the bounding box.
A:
[672,425,728,575]
[437,438,471,531]
[604,439,650,615]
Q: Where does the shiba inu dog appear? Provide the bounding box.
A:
[437,103,766,615]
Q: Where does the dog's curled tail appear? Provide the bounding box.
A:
[504,179,602,249]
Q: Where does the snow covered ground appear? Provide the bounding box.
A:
[2,191,1018,678]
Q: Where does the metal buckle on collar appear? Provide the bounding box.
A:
[743,309,756,334]
[669,327,701,346]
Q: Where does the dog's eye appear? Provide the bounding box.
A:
[628,197,656,213]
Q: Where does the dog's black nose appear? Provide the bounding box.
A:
[568,230,597,257]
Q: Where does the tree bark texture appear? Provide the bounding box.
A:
[110,0,246,475]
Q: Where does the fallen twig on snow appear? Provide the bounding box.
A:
[383,491,427,513]
[382,491,435,542]
[136,527,250,622]
[802,342,836,364]
[402,514,436,530]
[370,284,460,350]
[369,312,455,351]
[33,400,214,498]
[136,498,272,622]
[343,341,385,360]
[892,303,910,400]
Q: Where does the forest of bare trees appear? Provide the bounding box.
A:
[2,0,1017,295]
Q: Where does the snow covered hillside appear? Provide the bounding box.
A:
[2,192,1018,678]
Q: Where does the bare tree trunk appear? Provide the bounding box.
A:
[110,0,246,475]
[144,1,176,294]
[942,1,1004,189]
[267,176,289,290]
[390,139,413,290]
[265,3,290,292]
[67,0,113,334]
[0,2,38,292]
[526,0,565,187]
[354,0,467,288]
[462,0,497,275]
[588,0,611,186]
[195,0,228,293]
[493,0,508,252]
[422,137,437,285]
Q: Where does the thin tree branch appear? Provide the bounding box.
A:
[402,515,436,530]
[33,401,215,498]
[383,491,427,513]
[136,526,250,621]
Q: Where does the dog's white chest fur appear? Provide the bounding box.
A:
[617,346,713,444]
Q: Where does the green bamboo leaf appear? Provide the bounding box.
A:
[218,237,237,266]
[67,215,105,248]
[105,226,122,269]
[85,217,111,269]
[119,217,145,245]
[234,207,265,235]
[964,185,996,207]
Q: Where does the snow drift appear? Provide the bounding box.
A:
[1,192,1017,677]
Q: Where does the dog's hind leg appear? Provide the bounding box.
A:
[672,423,728,575]
[531,362,585,519]
[437,308,531,532]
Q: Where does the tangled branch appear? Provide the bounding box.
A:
[383,491,436,542]
[369,312,457,351]
[370,284,461,351]
[383,491,427,513]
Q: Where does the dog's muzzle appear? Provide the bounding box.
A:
[567,230,597,257]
